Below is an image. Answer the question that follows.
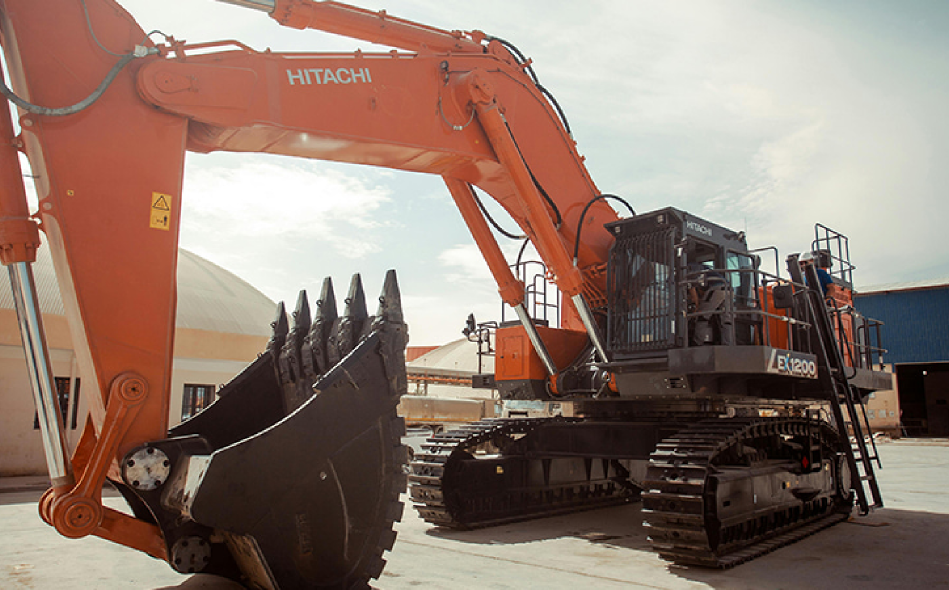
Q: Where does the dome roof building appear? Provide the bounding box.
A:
[405,337,495,399]
[0,248,276,476]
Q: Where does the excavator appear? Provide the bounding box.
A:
[0,0,892,586]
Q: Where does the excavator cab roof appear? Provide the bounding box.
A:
[605,207,748,255]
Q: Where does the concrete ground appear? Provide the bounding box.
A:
[1,440,947,589]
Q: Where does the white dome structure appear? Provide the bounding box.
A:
[406,337,495,399]
[0,247,276,337]
[408,337,495,376]
[175,249,276,336]
[0,248,277,476]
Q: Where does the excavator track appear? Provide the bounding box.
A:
[409,418,634,528]
[642,417,852,568]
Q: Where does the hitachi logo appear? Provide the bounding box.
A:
[686,220,713,237]
[286,68,372,86]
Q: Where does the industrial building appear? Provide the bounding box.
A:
[0,248,275,476]
[856,278,949,436]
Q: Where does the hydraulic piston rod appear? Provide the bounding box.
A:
[215,0,275,11]
[222,0,485,54]
[0,64,71,488]
[571,293,609,362]
[8,262,73,487]
[514,303,558,376]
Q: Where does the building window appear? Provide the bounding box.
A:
[181,384,217,420]
[33,377,81,431]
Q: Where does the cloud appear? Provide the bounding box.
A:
[437,241,538,285]
[704,121,824,228]
[181,156,391,259]
[438,244,492,283]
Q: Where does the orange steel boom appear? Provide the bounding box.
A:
[0,0,619,569]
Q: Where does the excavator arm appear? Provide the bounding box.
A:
[144,0,623,362]
[0,0,619,586]
[140,13,619,301]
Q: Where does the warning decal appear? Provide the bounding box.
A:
[150,192,172,231]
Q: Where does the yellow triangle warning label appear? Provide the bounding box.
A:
[151,192,173,231]
[152,194,171,211]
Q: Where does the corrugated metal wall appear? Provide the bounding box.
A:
[855,286,949,364]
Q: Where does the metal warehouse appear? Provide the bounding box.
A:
[855,278,949,436]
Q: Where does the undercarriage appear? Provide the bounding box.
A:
[409,413,853,568]
[411,417,655,528]
[642,416,852,567]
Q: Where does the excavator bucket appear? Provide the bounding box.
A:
[113,271,409,589]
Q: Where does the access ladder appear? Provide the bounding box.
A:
[791,256,883,515]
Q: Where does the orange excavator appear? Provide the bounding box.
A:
[0,0,892,585]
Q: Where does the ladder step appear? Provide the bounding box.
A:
[860,475,875,482]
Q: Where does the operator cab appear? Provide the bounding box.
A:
[600,207,889,402]
[605,207,755,359]
[603,207,818,401]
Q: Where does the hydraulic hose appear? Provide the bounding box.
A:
[0,0,163,117]
[487,35,573,137]
[471,184,526,240]
[0,52,137,117]
[573,194,636,265]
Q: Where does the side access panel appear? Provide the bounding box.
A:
[495,325,588,400]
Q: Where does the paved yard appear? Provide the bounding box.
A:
[1,440,946,589]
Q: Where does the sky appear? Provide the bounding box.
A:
[33,0,949,345]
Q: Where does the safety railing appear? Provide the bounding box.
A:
[678,266,815,354]
[813,223,855,290]
[676,265,885,370]
[857,317,887,370]
[502,259,560,328]
[830,303,887,371]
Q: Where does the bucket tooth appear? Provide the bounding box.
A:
[358,269,406,343]
[278,290,313,412]
[376,269,405,328]
[332,273,368,363]
[373,269,408,395]
[302,276,338,383]
[266,301,289,354]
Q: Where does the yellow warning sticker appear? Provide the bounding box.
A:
[150,192,172,231]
